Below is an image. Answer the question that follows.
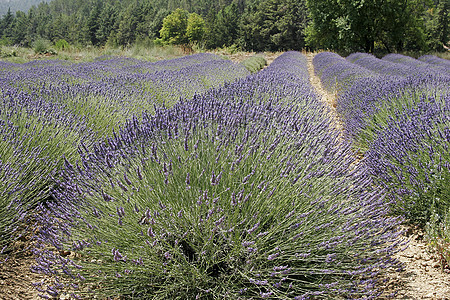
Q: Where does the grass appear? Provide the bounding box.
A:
[0,44,190,63]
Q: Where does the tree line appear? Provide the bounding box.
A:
[0,0,448,53]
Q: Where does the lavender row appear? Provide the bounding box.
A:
[33,52,403,299]
[0,86,97,257]
[347,52,450,79]
[382,53,450,75]
[327,52,450,266]
[364,94,450,224]
[418,54,450,68]
[312,52,375,94]
[313,52,449,148]
[0,54,250,131]
[337,75,449,148]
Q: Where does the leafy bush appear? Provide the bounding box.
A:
[426,208,450,269]
[54,39,69,51]
[32,38,54,54]
[240,55,267,73]
[33,52,403,299]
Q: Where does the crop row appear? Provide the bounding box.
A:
[314,52,450,268]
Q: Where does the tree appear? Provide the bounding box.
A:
[0,8,14,43]
[85,3,101,45]
[186,12,205,43]
[214,2,240,47]
[436,0,449,47]
[239,0,307,51]
[159,8,189,45]
[95,3,118,46]
[10,11,29,45]
[305,0,430,52]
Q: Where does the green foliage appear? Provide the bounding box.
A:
[240,0,308,51]
[0,46,17,57]
[186,12,205,43]
[305,0,432,52]
[205,2,240,49]
[426,208,450,268]
[240,55,267,73]
[423,1,449,51]
[32,38,52,54]
[0,0,447,53]
[159,9,206,46]
[54,39,69,51]
[160,8,189,45]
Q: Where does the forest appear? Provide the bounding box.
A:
[0,0,448,54]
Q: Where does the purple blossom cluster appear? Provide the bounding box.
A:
[32,52,403,299]
[336,75,450,144]
[314,52,450,146]
[312,52,375,93]
[0,81,97,258]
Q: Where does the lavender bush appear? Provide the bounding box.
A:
[0,86,96,258]
[363,94,450,268]
[364,94,450,224]
[330,53,450,268]
[0,54,249,135]
[33,52,403,299]
[336,76,449,150]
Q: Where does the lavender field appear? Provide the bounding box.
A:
[0,51,448,299]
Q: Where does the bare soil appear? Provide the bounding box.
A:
[0,236,46,300]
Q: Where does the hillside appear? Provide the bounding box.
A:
[0,0,46,16]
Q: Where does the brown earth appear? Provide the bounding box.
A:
[0,235,47,300]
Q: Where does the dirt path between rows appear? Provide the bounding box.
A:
[305,52,450,300]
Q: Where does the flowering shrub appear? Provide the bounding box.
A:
[364,94,450,267]
[0,86,95,257]
[316,52,450,269]
[0,54,249,135]
[33,52,403,299]
[364,94,450,223]
[336,76,449,150]
[382,53,449,75]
